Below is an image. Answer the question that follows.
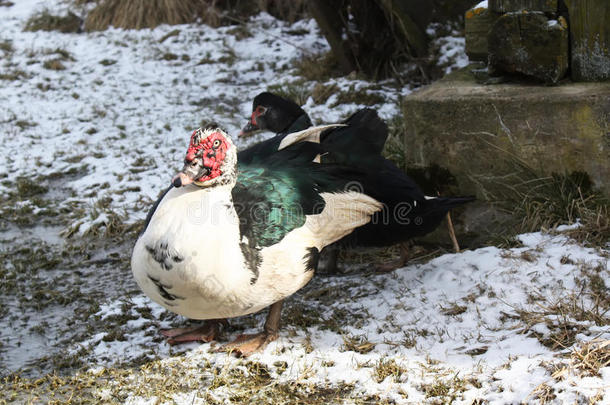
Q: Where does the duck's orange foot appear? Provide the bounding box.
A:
[218,331,278,357]
[375,260,402,273]
[375,242,411,273]
[161,319,227,345]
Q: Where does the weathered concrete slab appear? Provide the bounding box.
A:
[564,0,610,82]
[489,0,557,13]
[402,67,610,197]
[488,12,568,84]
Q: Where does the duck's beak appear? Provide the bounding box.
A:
[171,172,194,188]
[238,120,259,138]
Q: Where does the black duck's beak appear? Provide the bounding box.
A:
[238,120,259,138]
[172,172,193,187]
[172,165,212,187]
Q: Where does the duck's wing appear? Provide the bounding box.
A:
[319,108,388,161]
[234,133,384,245]
[233,157,324,250]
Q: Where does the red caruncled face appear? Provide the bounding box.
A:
[186,130,230,183]
[250,105,266,127]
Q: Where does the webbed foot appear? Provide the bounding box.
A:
[161,319,227,345]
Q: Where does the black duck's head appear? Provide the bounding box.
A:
[172,128,237,188]
[239,92,307,137]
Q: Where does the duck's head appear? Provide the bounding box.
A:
[172,128,237,188]
[239,92,308,137]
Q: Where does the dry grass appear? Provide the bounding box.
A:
[85,0,210,30]
[520,174,609,248]
[570,339,610,377]
[0,357,383,404]
[341,334,376,354]
[529,382,557,404]
[311,82,338,104]
[382,114,409,170]
[24,10,82,33]
[471,140,610,248]
[534,340,609,403]
[266,81,312,106]
[516,261,609,351]
[294,52,343,82]
[256,0,308,23]
[43,59,66,70]
[419,372,469,402]
[373,358,407,383]
[562,204,610,248]
[0,39,13,53]
[85,0,308,31]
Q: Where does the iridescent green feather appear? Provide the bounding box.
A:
[233,164,315,248]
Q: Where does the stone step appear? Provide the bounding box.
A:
[402,67,609,197]
[401,67,609,244]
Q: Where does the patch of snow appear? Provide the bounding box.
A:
[437,36,469,74]
[1,1,608,403]
[83,231,609,403]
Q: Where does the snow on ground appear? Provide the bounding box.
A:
[0,0,424,229]
[1,1,608,404]
[78,230,608,404]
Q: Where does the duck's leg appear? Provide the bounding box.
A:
[375,241,411,273]
[446,211,460,253]
[219,300,283,357]
[161,319,227,345]
[317,245,340,274]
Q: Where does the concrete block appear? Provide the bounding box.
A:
[465,5,499,62]
[402,67,610,197]
[489,0,557,13]
[488,12,568,84]
[564,0,610,81]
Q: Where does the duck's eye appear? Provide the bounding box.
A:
[256,106,267,115]
[212,139,221,149]
[189,160,198,167]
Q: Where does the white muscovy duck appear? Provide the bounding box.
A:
[131,125,386,355]
[133,106,474,355]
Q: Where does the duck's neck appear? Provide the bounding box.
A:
[282,113,312,135]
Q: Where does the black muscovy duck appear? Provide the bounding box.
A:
[132,109,473,356]
[240,92,470,271]
[240,91,312,138]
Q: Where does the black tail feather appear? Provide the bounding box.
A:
[427,196,476,213]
